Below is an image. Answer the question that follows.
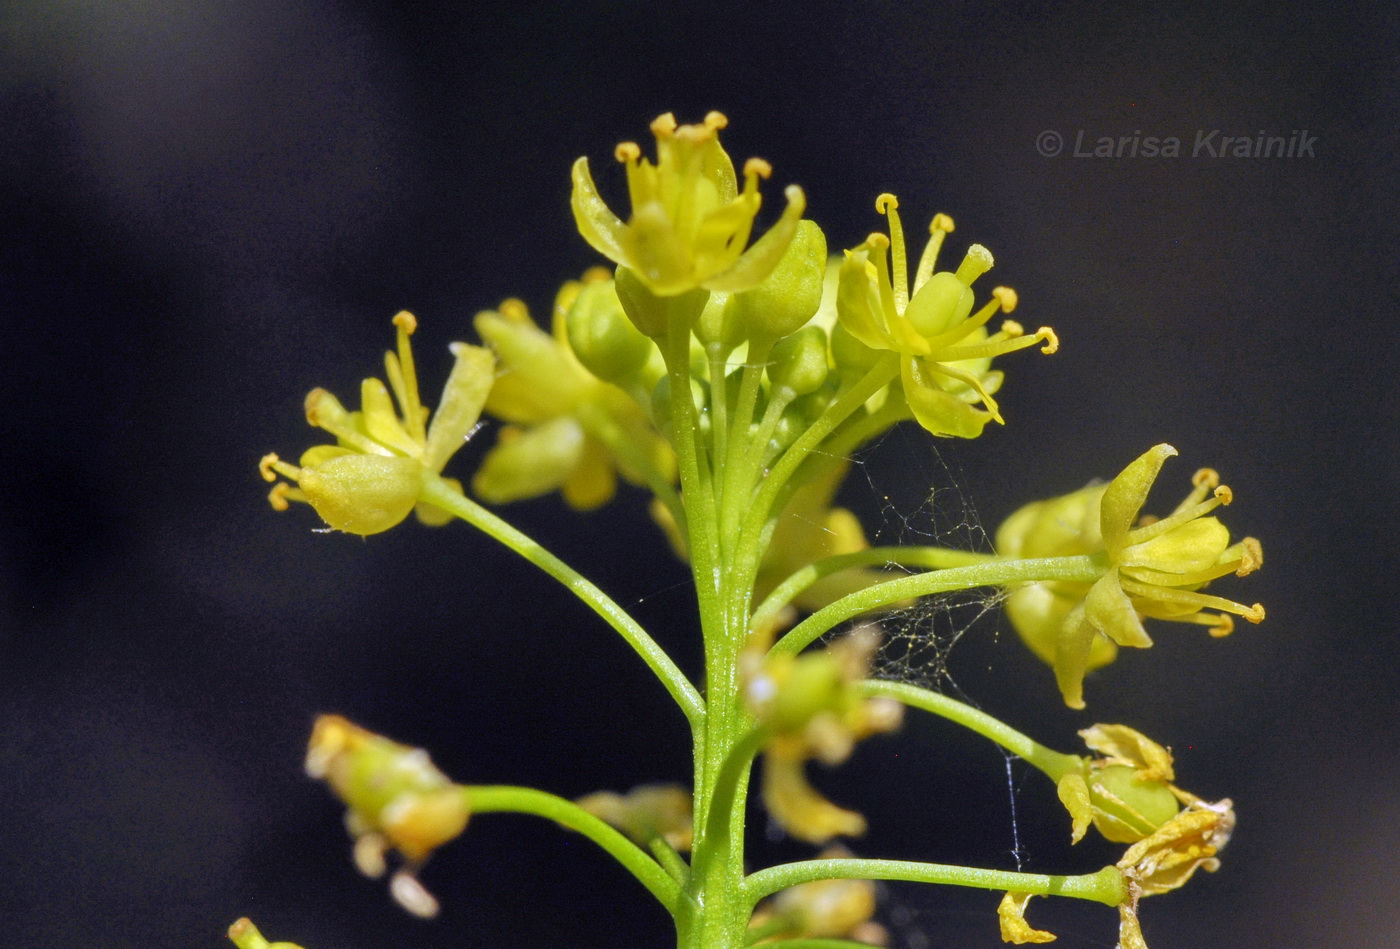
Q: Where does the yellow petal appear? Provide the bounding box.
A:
[422,343,495,472]
[1101,445,1177,554]
[570,156,631,266]
[997,892,1057,943]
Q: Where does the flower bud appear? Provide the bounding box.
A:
[615,266,709,339]
[472,417,587,505]
[730,219,828,342]
[566,277,655,383]
[768,325,831,397]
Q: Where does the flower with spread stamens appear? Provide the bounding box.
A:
[997,444,1265,708]
[260,313,494,535]
[836,194,1057,438]
[571,112,807,296]
[304,715,471,918]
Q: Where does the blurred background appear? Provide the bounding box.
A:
[2,1,1396,947]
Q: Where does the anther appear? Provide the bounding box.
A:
[703,111,729,131]
[1212,484,1233,506]
[649,113,678,138]
[354,833,389,879]
[267,483,293,512]
[992,286,1018,313]
[930,213,955,233]
[1243,603,1266,623]
[875,193,898,214]
[259,452,282,483]
[1236,538,1264,576]
[1000,319,1024,336]
[390,870,440,919]
[498,298,531,323]
[614,141,641,163]
[1036,327,1059,354]
[1208,614,1235,638]
[1191,468,1220,489]
[392,311,417,335]
[743,157,773,180]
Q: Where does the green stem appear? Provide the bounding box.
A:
[858,680,1082,779]
[418,474,704,726]
[694,727,769,883]
[742,859,1125,909]
[464,785,683,914]
[650,837,692,886]
[770,555,1101,658]
[749,546,996,635]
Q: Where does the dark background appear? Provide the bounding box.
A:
[2,2,1396,947]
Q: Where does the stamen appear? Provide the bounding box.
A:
[390,869,440,918]
[389,312,426,444]
[1036,326,1059,354]
[925,360,1003,423]
[954,244,994,286]
[743,157,773,182]
[354,833,389,879]
[917,291,1012,350]
[913,213,955,293]
[649,113,678,139]
[1234,537,1264,576]
[875,194,910,311]
[1123,493,1226,547]
[614,141,641,163]
[267,483,293,511]
[1119,578,1265,623]
[1172,612,1235,637]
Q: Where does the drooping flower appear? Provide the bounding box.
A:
[260,312,495,535]
[575,783,694,852]
[571,112,807,297]
[836,194,1057,438]
[743,628,903,844]
[471,277,674,510]
[997,444,1265,708]
[1114,798,1236,949]
[304,714,472,918]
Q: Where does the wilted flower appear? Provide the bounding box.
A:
[836,194,1056,438]
[743,628,902,843]
[750,848,887,945]
[997,444,1265,708]
[571,112,807,297]
[304,715,471,918]
[260,313,494,534]
[576,783,694,852]
[1054,724,1184,845]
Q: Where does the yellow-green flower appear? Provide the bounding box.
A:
[1054,724,1185,845]
[471,277,674,510]
[836,194,1057,438]
[260,313,494,535]
[997,444,1265,708]
[304,714,471,918]
[571,112,807,296]
[743,629,903,844]
[576,783,694,852]
[227,919,305,949]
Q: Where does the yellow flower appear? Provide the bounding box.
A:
[1114,798,1236,949]
[575,783,694,852]
[227,919,305,949]
[743,628,903,844]
[304,714,471,918]
[750,848,887,945]
[571,112,807,296]
[997,444,1265,708]
[836,194,1056,438]
[260,313,495,534]
[471,278,674,509]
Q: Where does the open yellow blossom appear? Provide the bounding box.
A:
[260,313,494,535]
[836,195,1056,438]
[304,714,471,918]
[571,112,807,296]
[997,444,1265,708]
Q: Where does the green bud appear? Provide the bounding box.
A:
[693,290,744,353]
[1089,765,1181,842]
[651,373,709,441]
[730,220,828,342]
[767,652,844,733]
[615,266,710,339]
[768,325,831,396]
[472,417,584,504]
[829,320,881,373]
[566,278,655,383]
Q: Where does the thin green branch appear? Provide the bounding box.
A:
[464,785,682,914]
[859,679,1082,779]
[650,837,692,886]
[749,546,997,635]
[418,474,704,726]
[770,555,1102,658]
[742,859,1125,910]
